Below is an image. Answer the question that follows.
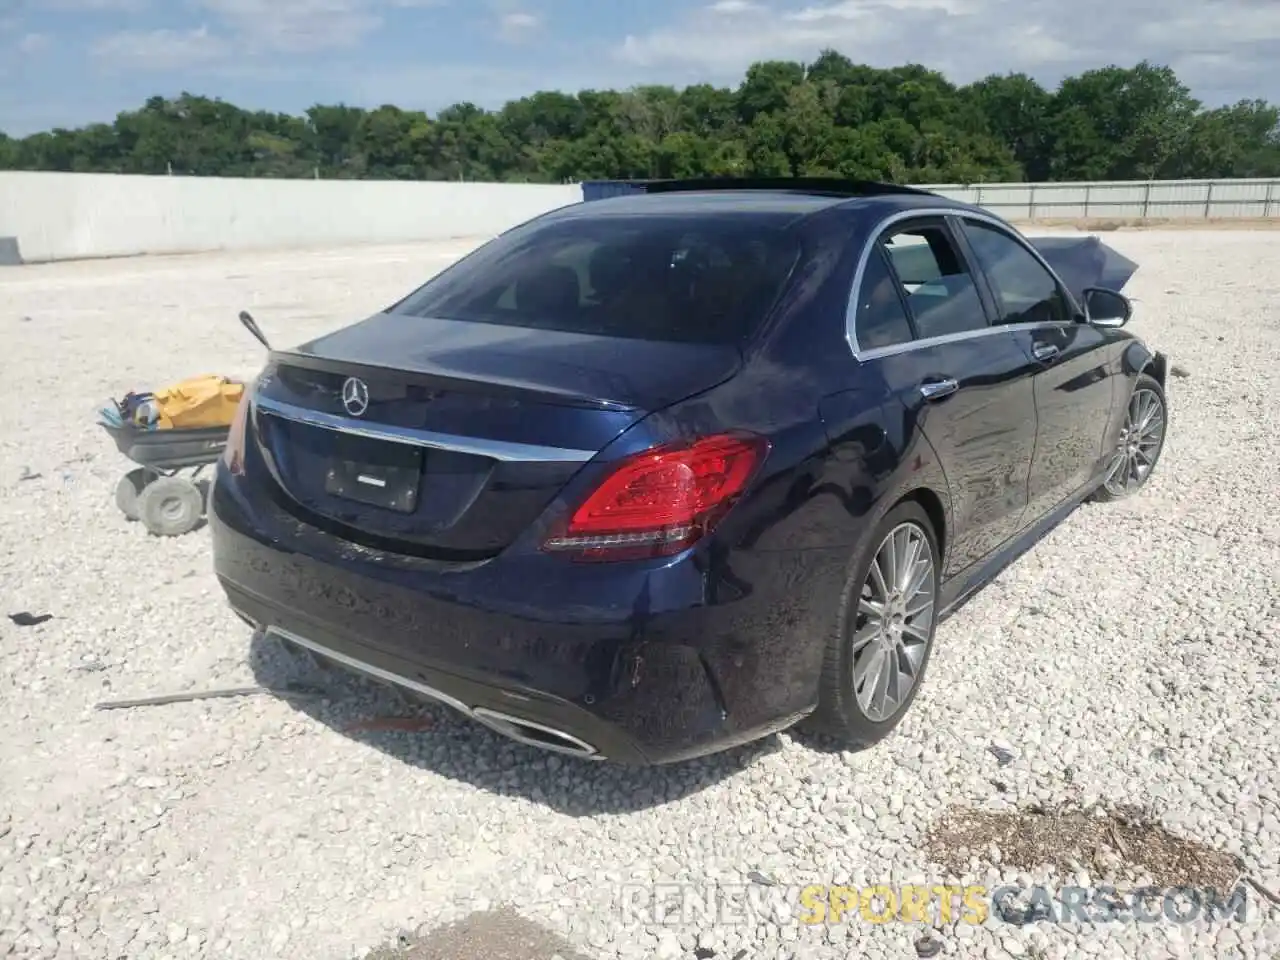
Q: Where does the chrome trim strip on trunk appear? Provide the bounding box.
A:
[252,395,598,464]
[263,625,602,759]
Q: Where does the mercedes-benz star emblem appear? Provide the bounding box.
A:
[341,377,370,417]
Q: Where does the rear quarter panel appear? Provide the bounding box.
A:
[627,368,857,724]
[611,205,957,720]
[655,357,953,722]
[813,384,954,555]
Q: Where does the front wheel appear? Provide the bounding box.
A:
[803,501,941,748]
[1093,373,1168,502]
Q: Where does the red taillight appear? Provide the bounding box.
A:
[222,388,252,476]
[543,433,769,561]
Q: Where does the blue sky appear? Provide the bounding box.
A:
[2,0,1278,136]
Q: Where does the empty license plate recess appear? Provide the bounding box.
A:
[324,433,423,513]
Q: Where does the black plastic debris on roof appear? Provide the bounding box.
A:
[1029,235,1140,296]
[580,177,934,202]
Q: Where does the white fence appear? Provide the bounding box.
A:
[917,178,1280,221]
[3,172,1279,265]
[0,171,580,264]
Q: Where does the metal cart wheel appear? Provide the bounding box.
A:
[136,475,205,537]
[114,467,152,521]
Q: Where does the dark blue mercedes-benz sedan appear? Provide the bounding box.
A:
[211,179,1170,764]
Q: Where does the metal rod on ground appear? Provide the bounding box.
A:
[94,686,320,711]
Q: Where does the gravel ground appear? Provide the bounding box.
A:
[1,230,1278,960]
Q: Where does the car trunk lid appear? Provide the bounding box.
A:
[249,313,743,558]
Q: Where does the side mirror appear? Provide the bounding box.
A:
[1083,287,1132,328]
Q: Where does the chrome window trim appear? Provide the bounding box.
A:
[854,320,1068,362]
[844,207,1079,362]
[252,395,598,464]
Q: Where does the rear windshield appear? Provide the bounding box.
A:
[390,213,802,345]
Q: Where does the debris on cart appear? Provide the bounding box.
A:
[103,373,246,431]
[98,310,272,538]
[98,374,246,537]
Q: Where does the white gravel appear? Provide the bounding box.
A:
[1,229,1279,960]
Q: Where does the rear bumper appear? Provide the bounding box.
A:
[223,581,637,761]
[210,465,827,764]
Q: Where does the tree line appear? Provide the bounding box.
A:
[2,54,1278,185]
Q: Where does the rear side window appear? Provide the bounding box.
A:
[854,247,914,349]
[391,214,802,345]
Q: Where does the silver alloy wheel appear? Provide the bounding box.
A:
[1103,386,1166,497]
[850,521,936,723]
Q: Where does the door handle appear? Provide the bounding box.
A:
[919,378,959,401]
[1032,342,1060,362]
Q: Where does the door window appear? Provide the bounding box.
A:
[882,225,987,340]
[960,220,1072,326]
[852,222,988,350]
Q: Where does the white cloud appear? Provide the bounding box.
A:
[84,0,449,57]
[91,25,229,69]
[193,0,382,52]
[1136,1,1280,46]
[709,0,765,12]
[19,32,51,54]
[614,0,1280,104]
[497,10,541,42]
[344,57,642,115]
[618,1,838,71]
[785,0,974,20]
[1001,24,1076,65]
[31,0,149,9]
[501,11,538,29]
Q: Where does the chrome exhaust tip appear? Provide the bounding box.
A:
[261,627,604,759]
[472,707,601,759]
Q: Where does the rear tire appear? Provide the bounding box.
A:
[803,501,941,748]
[137,476,204,537]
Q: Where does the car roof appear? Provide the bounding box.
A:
[544,188,983,227]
